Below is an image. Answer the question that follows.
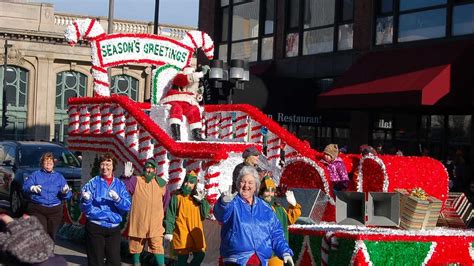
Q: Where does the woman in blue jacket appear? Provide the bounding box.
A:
[214,166,294,266]
[23,152,72,240]
[80,153,131,266]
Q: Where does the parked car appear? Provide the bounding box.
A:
[0,141,82,217]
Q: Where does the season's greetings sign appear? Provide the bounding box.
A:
[94,34,194,68]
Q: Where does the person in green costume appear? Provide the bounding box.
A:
[122,159,168,266]
[164,171,210,266]
[259,176,301,266]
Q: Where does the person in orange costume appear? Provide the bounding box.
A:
[164,171,210,265]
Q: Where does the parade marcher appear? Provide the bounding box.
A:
[80,153,131,266]
[22,152,72,240]
[320,144,349,191]
[122,160,168,266]
[159,67,205,141]
[214,166,294,266]
[258,177,301,266]
[0,213,67,265]
[164,171,210,266]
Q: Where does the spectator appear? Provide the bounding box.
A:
[214,166,294,266]
[258,176,301,266]
[359,144,377,156]
[232,146,261,193]
[0,214,67,265]
[22,152,72,240]
[80,153,131,266]
[122,160,168,266]
[396,149,404,156]
[376,143,384,155]
[320,144,349,191]
[164,171,210,266]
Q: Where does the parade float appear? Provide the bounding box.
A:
[60,18,474,265]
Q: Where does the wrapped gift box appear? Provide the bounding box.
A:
[396,189,442,230]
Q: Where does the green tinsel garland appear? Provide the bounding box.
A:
[309,236,323,263]
[364,241,431,266]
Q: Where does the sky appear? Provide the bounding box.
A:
[30,0,199,27]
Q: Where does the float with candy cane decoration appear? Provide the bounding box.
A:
[62,18,462,264]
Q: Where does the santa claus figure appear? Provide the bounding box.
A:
[159,67,205,141]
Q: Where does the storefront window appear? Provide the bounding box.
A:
[285,0,354,57]
[218,0,275,62]
[452,3,474,36]
[375,16,393,44]
[231,40,258,61]
[261,37,274,60]
[374,0,471,45]
[399,0,446,11]
[232,1,260,41]
[303,27,334,55]
[338,23,353,50]
[398,8,446,42]
[448,115,471,145]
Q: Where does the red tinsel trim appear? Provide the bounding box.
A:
[84,19,96,39]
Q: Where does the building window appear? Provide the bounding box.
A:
[218,0,275,62]
[55,71,87,142]
[285,0,354,57]
[111,75,138,100]
[0,65,28,140]
[374,0,474,45]
[452,3,474,36]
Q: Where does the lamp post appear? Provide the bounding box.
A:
[209,59,249,104]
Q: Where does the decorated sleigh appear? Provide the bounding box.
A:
[60,19,473,265]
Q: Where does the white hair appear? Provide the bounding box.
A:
[236,166,260,194]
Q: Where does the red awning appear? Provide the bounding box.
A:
[316,41,473,109]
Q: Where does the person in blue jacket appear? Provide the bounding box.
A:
[80,153,131,266]
[214,166,294,266]
[23,152,72,240]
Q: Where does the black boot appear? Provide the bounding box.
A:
[192,128,205,141]
[170,124,181,141]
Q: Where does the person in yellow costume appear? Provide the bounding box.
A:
[259,177,302,266]
[164,171,210,266]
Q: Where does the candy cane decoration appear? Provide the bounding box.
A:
[64,19,109,96]
[168,156,185,192]
[321,232,339,266]
[153,144,169,179]
[68,105,80,134]
[219,112,233,140]
[203,160,221,208]
[65,19,214,98]
[89,104,101,134]
[204,112,220,139]
[181,31,214,59]
[138,127,153,164]
[100,103,113,134]
[112,104,126,141]
[79,105,90,134]
[125,113,139,155]
[249,120,263,145]
[234,112,248,141]
[266,132,281,167]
